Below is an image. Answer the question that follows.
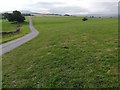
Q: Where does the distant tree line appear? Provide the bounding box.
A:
[2,10,25,23]
[89,16,95,18]
[44,13,62,16]
[22,13,32,16]
[0,14,2,19]
[64,14,71,16]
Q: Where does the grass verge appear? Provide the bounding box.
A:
[1,17,30,43]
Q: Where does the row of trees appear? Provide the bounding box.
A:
[2,11,25,23]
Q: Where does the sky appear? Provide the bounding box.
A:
[0,0,119,16]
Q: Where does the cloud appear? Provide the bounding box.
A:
[49,6,89,14]
[33,1,65,8]
[89,1,118,14]
[25,1,66,13]
[27,1,90,14]
[29,1,118,16]
[36,2,64,5]
[0,0,119,16]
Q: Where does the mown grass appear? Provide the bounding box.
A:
[1,17,30,43]
[2,16,118,88]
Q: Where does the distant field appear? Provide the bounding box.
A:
[1,17,30,43]
[2,16,118,88]
[2,20,17,32]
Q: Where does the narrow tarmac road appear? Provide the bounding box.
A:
[0,17,39,56]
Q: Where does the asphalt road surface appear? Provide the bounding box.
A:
[0,17,39,56]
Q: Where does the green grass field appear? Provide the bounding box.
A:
[1,17,30,43]
[2,16,118,88]
[2,20,17,32]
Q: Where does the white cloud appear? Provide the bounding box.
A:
[0,0,119,16]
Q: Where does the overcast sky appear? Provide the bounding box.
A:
[0,0,119,15]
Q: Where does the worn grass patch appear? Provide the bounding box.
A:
[2,16,118,88]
